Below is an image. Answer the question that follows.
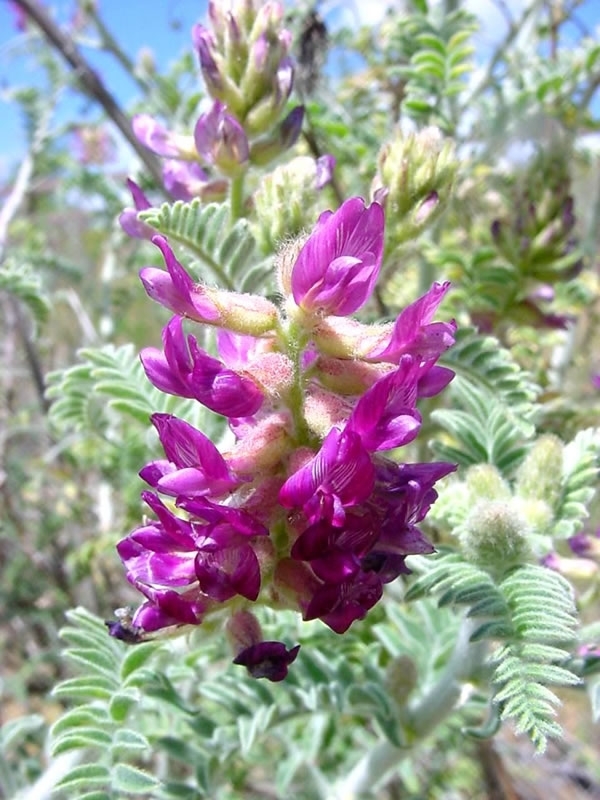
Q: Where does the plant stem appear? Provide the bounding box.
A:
[330,615,485,799]
[229,175,246,223]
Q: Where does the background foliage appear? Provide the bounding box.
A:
[1,0,600,798]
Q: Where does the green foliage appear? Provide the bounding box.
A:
[406,554,580,751]
[431,377,534,473]
[491,566,580,751]
[140,201,270,293]
[0,257,49,325]
[440,327,540,422]
[46,343,213,434]
[399,10,478,130]
[0,714,46,797]
[431,328,543,475]
[552,427,600,539]
[48,607,432,797]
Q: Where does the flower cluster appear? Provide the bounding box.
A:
[121,0,305,230]
[110,197,457,680]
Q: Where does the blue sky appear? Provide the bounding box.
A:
[0,0,209,176]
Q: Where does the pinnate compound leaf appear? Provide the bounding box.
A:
[140,200,258,289]
[110,763,160,793]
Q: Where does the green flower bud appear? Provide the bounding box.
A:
[515,434,564,508]
[513,497,554,536]
[460,500,532,574]
[254,156,325,252]
[465,464,511,501]
[375,126,457,246]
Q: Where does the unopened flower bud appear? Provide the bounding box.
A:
[249,106,304,166]
[256,155,332,252]
[465,464,510,500]
[461,500,532,574]
[515,434,564,508]
[226,608,263,653]
[194,101,249,177]
[376,126,457,246]
[136,47,156,77]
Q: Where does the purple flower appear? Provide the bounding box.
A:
[141,317,264,418]
[131,588,209,631]
[568,530,600,558]
[192,25,224,94]
[119,179,154,240]
[140,235,221,322]
[279,105,304,149]
[345,356,424,451]
[233,641,301,681]
[8,1,27,31]
[139,413,240,499]
[367,281,456,363]
[162,160,210,201]
[194,101,249,175]
[291,197,385,316]
[191,521,264,602]
[216,329,272,369]
[364,460,455,582]
[286,457,455,632]
[133,114,195,158]
[141,236,278,335]
[304,571,383,634]
[315,155,336,190]
[112,189,457,674]
[274,55,294,102]
[291,512,378,583]
[117,489,268,612]
[279,428,375,526]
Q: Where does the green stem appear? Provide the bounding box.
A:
[282,317,313,447]
[330,615,486,799]
[229,174,246,223]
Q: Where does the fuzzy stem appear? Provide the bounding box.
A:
[229,174,246,223]
[330,615,485,799]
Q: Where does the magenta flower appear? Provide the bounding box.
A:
[345,356,424,451]
[291,197,385,316]
[234,641,301,681]
[141,235,278,335]
[140,236,221,323]
[304,571,383,634]
[139,414,240,499]
[119,179,154,240]
[115,489,268,620]
[162,160,210,201]
[285,457,454,633]
[279,428,375,526]
[367,281,456,362]
[133,114,195,158]
[113,186,456,679]
[315,155,336,190]
[141,317,264,418]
